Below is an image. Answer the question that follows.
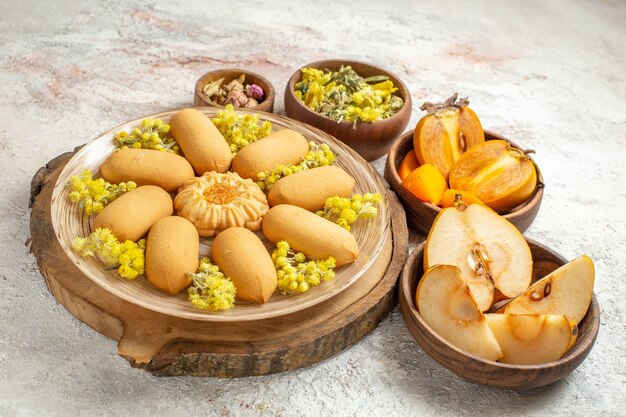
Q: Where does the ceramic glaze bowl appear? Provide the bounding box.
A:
[384,129,544,234]
[284,59,412,161]
[399,240,600,390]
[194,69,275,113]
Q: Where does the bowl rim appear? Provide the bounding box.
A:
[194,68,276,109]
[285,58,412,127]
[400,239,600,371]
[387,128,545,219]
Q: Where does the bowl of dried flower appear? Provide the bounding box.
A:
[194,69,275,113]
[284,59,412,161]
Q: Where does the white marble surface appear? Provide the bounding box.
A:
[1,0,625,415]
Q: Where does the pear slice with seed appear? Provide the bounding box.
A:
[501,256,594,325]
[424,204,532,311]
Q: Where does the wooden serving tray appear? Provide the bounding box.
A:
[29,149,408,377]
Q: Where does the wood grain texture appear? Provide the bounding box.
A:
[384,130,544,234]
[399,240,600,390]
[284,59,412,161]
[30,151,408,377]
[193,69,275,112]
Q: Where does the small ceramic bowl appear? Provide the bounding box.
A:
[284,59,412,161]
[384,130,544,234]
[194,69,275,113]
[399,240,600,390]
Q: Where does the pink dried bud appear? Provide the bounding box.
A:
[246,84,264,100]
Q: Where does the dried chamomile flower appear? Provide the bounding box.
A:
[114,118,179,154]
[211,104,272,155]
[271,241,336,294]
[68,169,136,216]
[256,141,335,192]
[316,193,383,231]
[72,227,145,280]
[295,65,404,125]
[187,258,236,311]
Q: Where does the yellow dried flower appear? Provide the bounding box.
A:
[72,228,145,279]
[294,65,404,125]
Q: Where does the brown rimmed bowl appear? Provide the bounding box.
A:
[399,239,600,390]
[384,129,544,234]
[194,69,275,113]
[284,59,412,161]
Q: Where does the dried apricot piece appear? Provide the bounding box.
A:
[449,140,537,213]
[413,94,484,180]
[402,163,448,205]
[397,151,419,180]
